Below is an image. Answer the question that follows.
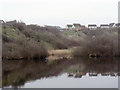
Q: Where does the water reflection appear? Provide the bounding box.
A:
[2,57,120,88]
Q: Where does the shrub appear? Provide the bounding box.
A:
[73,31,118,57]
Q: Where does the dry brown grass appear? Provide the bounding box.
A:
[47,49,72,60]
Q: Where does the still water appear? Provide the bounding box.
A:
[2,58,119,88]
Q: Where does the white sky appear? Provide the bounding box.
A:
[0,0,119,27]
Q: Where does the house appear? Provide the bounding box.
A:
[73,23,81,30]
[88,24,97,30]
[109,23,120,28]
[100,24,109,29]
[109,23,115,28]
[80,25,87,30]
[115,23,120,28]
[66,24,73,30]
[0,20,4,24]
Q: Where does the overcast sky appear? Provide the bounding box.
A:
[0,0,119,27]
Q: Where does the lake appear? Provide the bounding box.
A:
[2,58,120,88]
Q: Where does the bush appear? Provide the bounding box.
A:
[2,42,49,60]
[73,31,118,57]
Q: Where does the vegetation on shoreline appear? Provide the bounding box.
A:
[72,30,118,57]
[2,20,119,60]
[2,20,80,60]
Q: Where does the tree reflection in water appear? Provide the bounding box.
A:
[2,57,120,88]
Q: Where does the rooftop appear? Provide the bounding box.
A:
[88,24,97,27]
[100,24,109,26]
[73,23,81,27]
[67,24,73,27]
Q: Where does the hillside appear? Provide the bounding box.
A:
[62,29,118,57]
[2,20,80,60]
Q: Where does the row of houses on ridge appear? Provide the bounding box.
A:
[66,23,120,30]
[66,23,87,30]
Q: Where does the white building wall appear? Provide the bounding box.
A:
[100,26,109,28]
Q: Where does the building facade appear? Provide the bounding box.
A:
[88,24,97,30]
[100,24,109,29]
[73,23,81,30]
[66,24,73,30]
